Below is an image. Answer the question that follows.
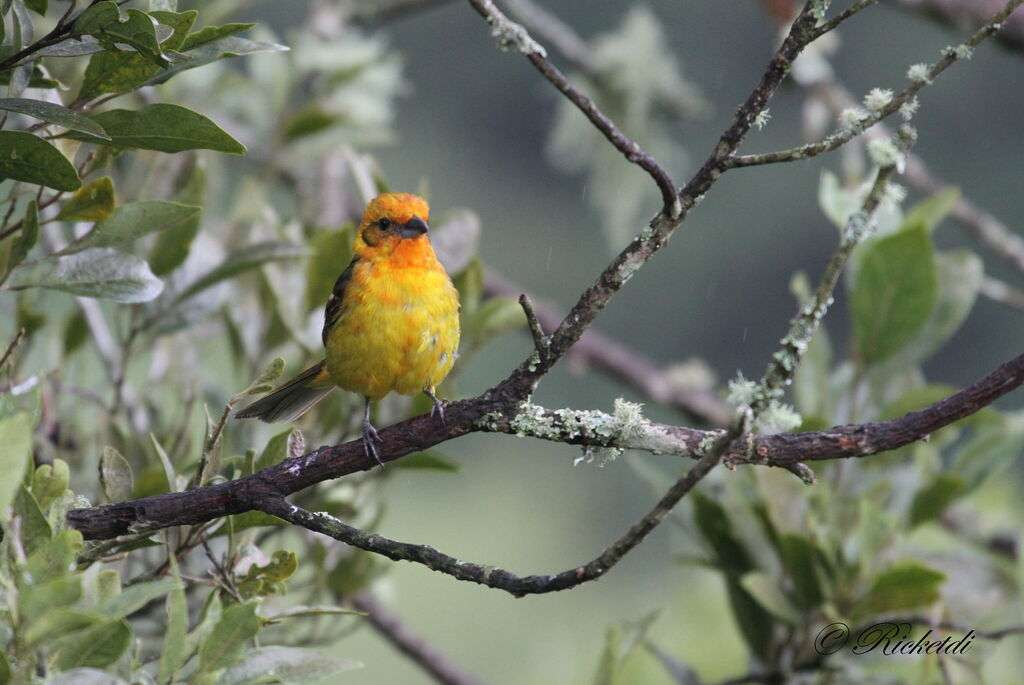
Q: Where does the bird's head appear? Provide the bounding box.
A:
[355,193,432,256]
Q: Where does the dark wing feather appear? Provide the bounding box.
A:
[322,255,358,346]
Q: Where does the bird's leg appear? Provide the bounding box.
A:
[362,397,384,467]
[424,387,447,426]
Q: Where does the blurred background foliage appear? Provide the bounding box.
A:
[1,0,1023,683]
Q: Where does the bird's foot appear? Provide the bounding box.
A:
[425,388,448,427]
[362,421,385,468]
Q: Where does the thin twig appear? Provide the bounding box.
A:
[0,328,26,374]
[258,423,733,596]
[517,293,549,358]
[485,270,731,426]
[352,593,486,685]
[730,0,1024,169]
[465,0,681,217]
[808,0,881,41]
[980,277,1024,312]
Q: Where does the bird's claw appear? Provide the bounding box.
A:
[429,397,448,426]
[362,421,384,468]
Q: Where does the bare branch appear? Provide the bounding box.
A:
[465,0,681,217]
[730,0,1024,169]
[257,424,732,596]
[981,277,1024,312]
[351,593,485,685]
[0,328,26,374]
[485,270,732,426]
[517,293,549,360]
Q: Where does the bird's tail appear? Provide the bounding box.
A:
[235,360,335,423]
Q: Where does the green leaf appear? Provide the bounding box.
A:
[724,578,777,661]
[468,296,526,346]
[903,187,960,233]
[0,98,109,139]
[173,241,306,305]
[159,556,189,684]
[851,222,937,364]
[93,578,180,619]
[6,248,164,303]
[20,576,81,623]
[32,458,69,511]
[77,9,197,100]
[143,32,288,88]
[878,249,982,370]
[55,176,116,223]
[149,157,204,275]
[72,3,168,68]
[740,571,800,625]
[222,511,287,535]
[24,0,45,15]
[57,200,200,255]
[304,227,353,312]
[453,257,483,319]
[780,533,826,609]
[96,569,120,601]
[0,131,82,191]
[55,619,132,669]
[691,490,754,576]
[253,428,294,472]
[398,451,459,471]
[283,105,338,141]
[909,474,968,527]
[99,445,134,502]
[14,484,51,555]
[8,199,39,273]
[198,600,261,674]
[150,432,177,493]
[68,103,245,154]
[27,528,84,583]
[180,22,254,51]
[857,561,945,615]
[0,412,32,521]
[23,608,102,647]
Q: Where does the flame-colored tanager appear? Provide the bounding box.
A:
[236,193,460,464]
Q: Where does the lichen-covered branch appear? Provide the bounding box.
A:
[257,426,732,597]
[729,0,1024,169]
[755,158,900,409]
[485,269,731,426]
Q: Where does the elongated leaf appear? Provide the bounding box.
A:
[159,556,189,683]
[857,561,945,616]
[78,10,197,99]
[149,157,204,275]
[73,3,167,67]
[691,490,754,576]
[0,412,32,521]
[145,33,288,88]
[198,601,261,673]
[55,619,132,669]
[24,608,103,647]
[14,485,51,555]
[740,571,800,625]
[851,223,937,364]
[55,176,116,222]
[32,458,69,511]
[93,578,180,619]
[175,241,305,304]
[8,199,39,272]
[6,248,164,303]
[0,98,109,138]
[220,646,361,685]
[100,446,133,502]
[304,227,352,312]
[780,533,825,609]
[0,130,82,191]
[904,187,960,232]
[909,474,967,527]
[67,103,244,154]
[58,200,200,255]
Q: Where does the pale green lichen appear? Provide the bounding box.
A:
[867,137,901,167]
[753,108,771,131]
[906,63,932,84]
[755,401,803,435]
[838,107,868,133]
[487,14,546,56]
[942,44,973,60]
[726,373,758,408]
[862,88,893,112]
[899,96,919,121]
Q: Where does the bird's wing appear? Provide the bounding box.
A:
[322,255,359,346]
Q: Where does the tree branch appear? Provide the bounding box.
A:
[729,0,1024,169]
[256,424,733,597]
[66,350,1024,541]
[465,0,681,217]
[351,593,485,685]
[891,0,1024,55]
[484,269,732,426]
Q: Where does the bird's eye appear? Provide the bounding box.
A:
[378,218,392,231]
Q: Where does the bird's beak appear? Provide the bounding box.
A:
[399,216,429,238]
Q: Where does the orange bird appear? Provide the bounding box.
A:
[236,193,461,465]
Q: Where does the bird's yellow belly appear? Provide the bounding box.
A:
[324,265,459,401]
